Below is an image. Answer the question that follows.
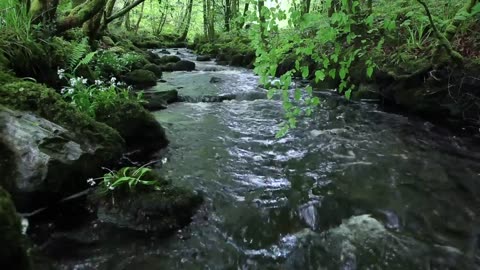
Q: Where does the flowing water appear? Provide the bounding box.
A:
[51,49,480,269]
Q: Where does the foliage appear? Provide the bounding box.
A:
[88,166,162,195]
[58,69,144,118]
[92,50,144,77]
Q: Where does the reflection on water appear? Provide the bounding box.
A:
[52,48,480,269]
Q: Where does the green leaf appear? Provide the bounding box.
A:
[267,88,276,99]
[366,66,374,78]
[314,70,325,83]
[339,67,347,80]
[301,66,309,78]
[294,88,302,101]
[345,89,352,100]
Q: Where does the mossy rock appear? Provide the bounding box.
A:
[123,69,157,87]
[0,187,31,270]
[0,82,124,157]
[0,82,125,210]
[143,63,163,78]
[90,168,203,234]
[157,55,181,64]
[95,100,168,157]
[101,36,115,47]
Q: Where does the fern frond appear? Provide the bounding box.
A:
[68,37,89,72]
[74,51,97,73]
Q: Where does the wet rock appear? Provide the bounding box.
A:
[158,49,170,54]
[144,50,161,64]
[197,55,211,61]
[229,54,244,67]
[209,76,222,83]
[0,82,124,210]
[143,90,179,111]
[179,94,236,103]
[143,63,163,78]
[95,101,168,157]
[123,69,157,87]
[0,187,31,270]
[89,169,203,234]
[172,60,196,71]
[157,55,181,64]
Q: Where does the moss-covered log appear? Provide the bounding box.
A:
[56,0,107,33]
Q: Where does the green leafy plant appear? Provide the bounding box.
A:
[88,166,162,196]
[58,69,144,118]
[93,50,144,77]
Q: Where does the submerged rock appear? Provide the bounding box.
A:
[0,186,30,270]
[143,90,179,111]
[123,69,157,87]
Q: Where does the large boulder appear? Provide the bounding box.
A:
[0,187,30,270]
[229,54,245,67]
[123,69,157,88]
[89,169,203,234]
[143,63,163,78]
[95,101,168,157]
[0,82,124,210]
[143,90,179,111]
[196,55,212,61]
[156,55,181,64]
[172,60,195,71]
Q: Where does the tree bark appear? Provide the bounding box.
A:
[134,0,145,33]
[224,0,231,31]
[105,0,146,24]
[179,0,194,40]
[56,0,107,33]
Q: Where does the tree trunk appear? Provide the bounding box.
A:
[302,0,311,14]
[179,0,194,40]
[105,0,146,24]
[30,0,59,23]
[239,2,248,28]
[203,0,208,37]
[224,0,231,31]
[258,0,266,44]
[134,0,145,33]
[56,0,107,33]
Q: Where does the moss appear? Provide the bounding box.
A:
[0,187,31,270]
[123,69,157,87]
[0,70,18,85]
[95,100,168,156]
[0,81,125,160]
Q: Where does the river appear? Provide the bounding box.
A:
[52,48,480,269]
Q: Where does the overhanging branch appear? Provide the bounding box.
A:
[105,0,146,24]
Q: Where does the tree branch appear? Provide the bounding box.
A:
[105,0,145,24]
[56,0,107,33]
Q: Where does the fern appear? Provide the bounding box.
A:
[68,37,89,72]
[74,51,97,72]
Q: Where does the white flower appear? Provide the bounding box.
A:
[82,78,88,84]
[87,178,96,186]
[110,77,117,83]
[109,186,115,190]
[95,80,103,85]
[68,88,74,94]
[69,78,76,86]
[57,69,65,79]
[161,157,167,164]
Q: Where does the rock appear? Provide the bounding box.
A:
[352,84,381,100]
[196,55,211,61]
[143,90,179,111]
[176,51,184,56]
[0,187,30,270]
[90,169,203,234]
[95,101,168,158]
[0,82,124,210]
[209,76,222,83]
[157,55,181,64]
[229,54,244,67]
[143,63,163,78]
[107,46,126,54]
[158,49,170,54]
[101,36,115,47]
[172,60,195,71]
[123,69,157,87]
[145,50,161,63]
